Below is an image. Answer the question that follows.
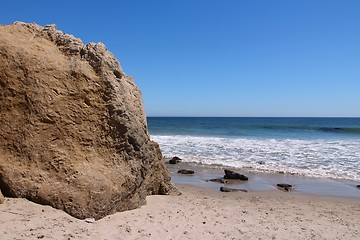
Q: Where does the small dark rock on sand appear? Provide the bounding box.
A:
[206,178,229,184]
[220,187,248,193]
[257,161,265,165]
[177,169,194,175]
[224,169,248,181]
[168,156,182,164]
[356,185,360,189]
[277,183,293,192]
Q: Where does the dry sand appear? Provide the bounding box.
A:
[1,184,359,240]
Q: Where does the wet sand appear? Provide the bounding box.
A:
[167,161,360,198]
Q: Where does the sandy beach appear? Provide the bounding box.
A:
[1,1,360,239]
[1,182,359,240]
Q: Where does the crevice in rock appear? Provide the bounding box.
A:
[113,70,122,79]
[0,172,13,197]
[128,136,140,151]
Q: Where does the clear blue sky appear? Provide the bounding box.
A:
[2,0,360,117]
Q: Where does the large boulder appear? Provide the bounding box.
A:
[0,22,177,219]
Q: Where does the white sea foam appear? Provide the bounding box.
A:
[152,135,360,181]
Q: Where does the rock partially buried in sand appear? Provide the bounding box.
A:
[177,169,194,175]
[220,187,248,193]
[206,178,229,184]
[169,156,182,164]
[224,169,248,181]
[277,183,293,192]
[84,218,96,223]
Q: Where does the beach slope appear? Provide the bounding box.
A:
[1,184,359,240]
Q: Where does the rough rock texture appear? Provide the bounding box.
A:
[0,22,177,219]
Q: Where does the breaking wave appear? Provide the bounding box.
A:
[152,135,360,181]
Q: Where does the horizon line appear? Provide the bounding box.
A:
[146,116,360,118]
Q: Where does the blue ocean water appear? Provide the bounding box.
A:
[147,117,360,181]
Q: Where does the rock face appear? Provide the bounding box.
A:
[0,22,177,219]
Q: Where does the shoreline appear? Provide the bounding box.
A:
[1,183,359,239]
[166,160,360,199]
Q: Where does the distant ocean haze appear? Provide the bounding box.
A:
[147,117,360,181]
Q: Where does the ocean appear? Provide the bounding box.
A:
[147,117,360,181]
